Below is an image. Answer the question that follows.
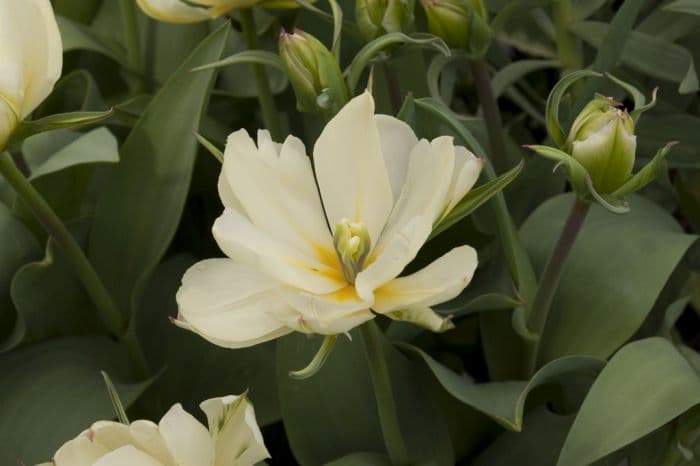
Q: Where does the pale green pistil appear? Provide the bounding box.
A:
[333,219,371,284]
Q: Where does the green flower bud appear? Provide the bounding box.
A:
[419,0,491,53]
[279,29,350,116]
[355,0,415,42]
[333,218,371,284]
[566,96,636,194]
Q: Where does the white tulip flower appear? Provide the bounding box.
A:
[175,91,482,348]
[41,394,269,466]
[0,0,62,148]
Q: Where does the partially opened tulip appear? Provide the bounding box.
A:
[0,0,62,149]
[175,91,483,349]
[42,394,269,466]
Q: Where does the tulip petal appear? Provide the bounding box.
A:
[159,404,214,466]
[89,421,134,451]
[0,0,62,118]
[136,0,212,23]
[53,434,109,466]
[280,286,374,334]
[200,394,271,466]
[221,129,335,260]
[314,91,394,247]
[372,245,478,312]
[175,259,294,349]
[375,114,419,200]
[213,208,346,294]
[443,146,483,216]
[93,446,164,466]
[130,420,175,463]
[378,137,455,252]
[354,215,432,304]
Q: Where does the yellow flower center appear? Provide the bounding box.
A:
[333,218,371,284]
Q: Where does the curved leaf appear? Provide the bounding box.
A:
[558,338,700,466]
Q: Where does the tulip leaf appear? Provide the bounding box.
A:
[438,292,522,317]
[431,160,524,239]
[101,371,129,424]
[612,142,676,198]
[398,342,603,431]
[88,24,229,317]
[664,0,700,15]
[545,70,602,148]
[277,330,454,465]
[0,336,151,465]
[5,221,102,352]
[57,15,126,65]
[347,33,450,92]
[570,21,699,94]
[191,50,284,73]
[558,338,700,466]
[9,110,114,145]
[491,59,560,98]
[521,193,697,362]
[0,203,41,344]
[326,452,392,465]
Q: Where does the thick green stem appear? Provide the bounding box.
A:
[239,9,283,141]
[120,0,144,92]
[359,321,409,465]
[470,58,510,175]
[551,0,581,74]
[0,152,124,336]
[525,198,590,375]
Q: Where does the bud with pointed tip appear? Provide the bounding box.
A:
[566,95,636,194]
[419,0,491,54]
[279,29,350,116]
[355,0,415,42]
[333,218,371,284]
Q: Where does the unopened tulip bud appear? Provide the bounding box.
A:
[566,96,636,194]
[279,30,350,116]
[420,0,491,53]
[356,0,415,42]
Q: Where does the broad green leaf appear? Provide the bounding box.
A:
[326,452,392,466]
[473,405,574,466]
[398,343,603,431]
[6,222,101,351]
[521,194,697,362]
[587,0,647,74]
[57,15,126,64]
[278,330,454,465]
[23,127,119,180]
[491,59,559,98]
[54,0,101,23]
[35,70,105,116]
[431,161,524,240]
[558,338,700,466]
[438,292,522,317]
[0,204,40,343]
[135,256,280,425]
[664,0,700,16]
[88,24,229,317]
[637,114,700,168]
[347,33,450,92]
[0,336,151,465]
[570,21,699,94]
[192,50,284,73]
